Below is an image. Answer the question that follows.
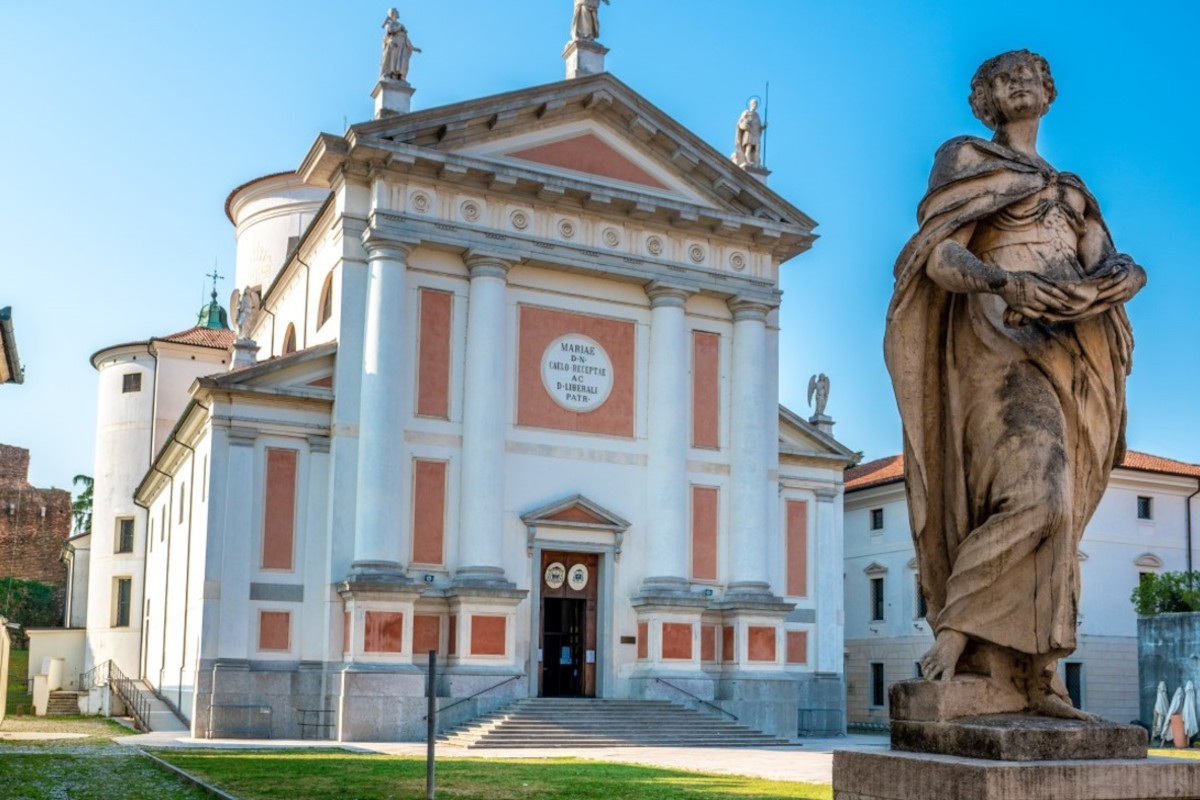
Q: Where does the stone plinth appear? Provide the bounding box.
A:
[890,676,1025,722]
[892,714,1148,761]
[563,39,608,79]
[372,78,414,117]
[833,750,1199,800]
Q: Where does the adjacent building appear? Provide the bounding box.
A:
[844,451,1200,726]
[0,444,72,588]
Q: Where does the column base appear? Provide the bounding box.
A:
[633,576,696,601]
[452,566,516,590]
[344,561,412,589]
[720,581,785,605]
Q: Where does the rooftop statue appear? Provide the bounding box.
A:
[884,50,1145,719]
[380,8,420,82]
[732,98,766,168]
[571,0,609,42]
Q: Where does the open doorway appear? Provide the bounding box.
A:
[539,551,597,697]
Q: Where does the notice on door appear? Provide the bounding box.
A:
[541,334,614,412]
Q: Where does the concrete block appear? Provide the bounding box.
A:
[892,714,1147,761]
[834,749,1200,800]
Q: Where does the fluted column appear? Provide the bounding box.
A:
[455,252,514,587]
[350,234,415,580]
[640,282,693,594]
[726,298,773,596]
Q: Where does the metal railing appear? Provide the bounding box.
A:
[423,675,521,721]
[653,678,738,721]
[79,659,152,731]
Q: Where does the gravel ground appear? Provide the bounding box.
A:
[0,718,212,800]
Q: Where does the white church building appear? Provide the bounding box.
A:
[64,16,856,741]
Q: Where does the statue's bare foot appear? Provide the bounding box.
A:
[1029,691,1095,720]
[920,630,968,680]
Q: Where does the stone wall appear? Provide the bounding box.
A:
[0,444,72,587]
[1137,612,1200,726]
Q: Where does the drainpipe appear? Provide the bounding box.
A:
[1187,479,1200,575]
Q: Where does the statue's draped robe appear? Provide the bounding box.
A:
[885,136,1133,661]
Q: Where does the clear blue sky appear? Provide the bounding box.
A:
[2,1,1198,493]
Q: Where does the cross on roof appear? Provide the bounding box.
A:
[206,269,225,298]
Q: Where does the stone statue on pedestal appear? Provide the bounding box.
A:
[380,8,420,82]
[571,0,609,42]
[884,50,1145,719]
[231,286,262,343]
[732,98,766,168]
[807,373,830,418]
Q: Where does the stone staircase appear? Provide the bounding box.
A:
[45,691,81,716]
[438,698,794,748]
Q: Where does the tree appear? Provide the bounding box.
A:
[1130,571,1200,616]
[71,474,92,535]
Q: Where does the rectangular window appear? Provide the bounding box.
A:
[115,517,134,554]
[1137,496,1153,520]
[691,331,720,449]
[121,373,141,393]
[870,577,885,622]
[786,500,808,596]
[114,578,132,627]
[416,289,453,419]
[258,611,291,651]
[914,577,927,619]
[870,508,884,531]
[870,662,886,707]
[690,485,719,581]
[411,459,447,565]
[1065,662,1084,710]
[262,448,299,570]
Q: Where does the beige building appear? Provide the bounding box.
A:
[844,451,1200,726]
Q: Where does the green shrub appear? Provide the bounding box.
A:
[1130,571,1200,616]
[0,577,63,646]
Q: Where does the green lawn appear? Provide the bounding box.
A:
[1150,747,1200,759]
[0,748,212,800]
[5,648,31,715]
[159,750,833,800]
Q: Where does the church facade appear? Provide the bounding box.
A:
[77,44,853,741]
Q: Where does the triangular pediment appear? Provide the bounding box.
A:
[778,404,857,463]
[307,74,817,248]
[195,342,337,398]
[521,493,630,531]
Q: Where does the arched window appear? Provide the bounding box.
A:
[282,324,297,355]
[317,272,334,329]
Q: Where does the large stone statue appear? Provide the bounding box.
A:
[571,0,609,42]
[380,8,420,82]
[732,98,766,168]
[884,50,1145,719]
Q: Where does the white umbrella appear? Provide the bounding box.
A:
[1162,687,1184,744]
[1185,681,1198,742]
[1154,681,1170,742]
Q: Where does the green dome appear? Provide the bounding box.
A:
[197,290,230,330]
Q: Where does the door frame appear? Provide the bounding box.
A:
[528,542,614,699]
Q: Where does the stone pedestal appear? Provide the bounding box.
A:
[231,338,259,370]
[563,40,608,79]
[833,750,1198,800]
[372,78,414,117]
[744,164,771,185]
[892,714,1147,761]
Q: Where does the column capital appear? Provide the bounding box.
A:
[361,230,418,261]
[815,487,840,502]
[464,249,517,279]
[727,296,774,322]
[644,281,694,308]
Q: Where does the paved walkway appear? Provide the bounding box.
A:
[114,730,891,785]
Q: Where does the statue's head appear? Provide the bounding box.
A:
[969,50,1056,130]
[387,7,399,19]
[749,98,758,111]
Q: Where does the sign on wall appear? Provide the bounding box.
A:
[540,335,614,412]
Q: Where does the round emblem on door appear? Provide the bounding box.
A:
[544,562,566,589]
[568,563,589,591]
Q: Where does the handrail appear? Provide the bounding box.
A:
[422,675,520,721]
[108,661,152,732]
[78,660,111,693]
[654,678,738,721]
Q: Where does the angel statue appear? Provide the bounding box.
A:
[231,286,262,342]
[571,0,610,42]
[807,373,830,417]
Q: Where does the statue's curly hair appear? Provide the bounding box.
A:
[969,50,1056,130]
